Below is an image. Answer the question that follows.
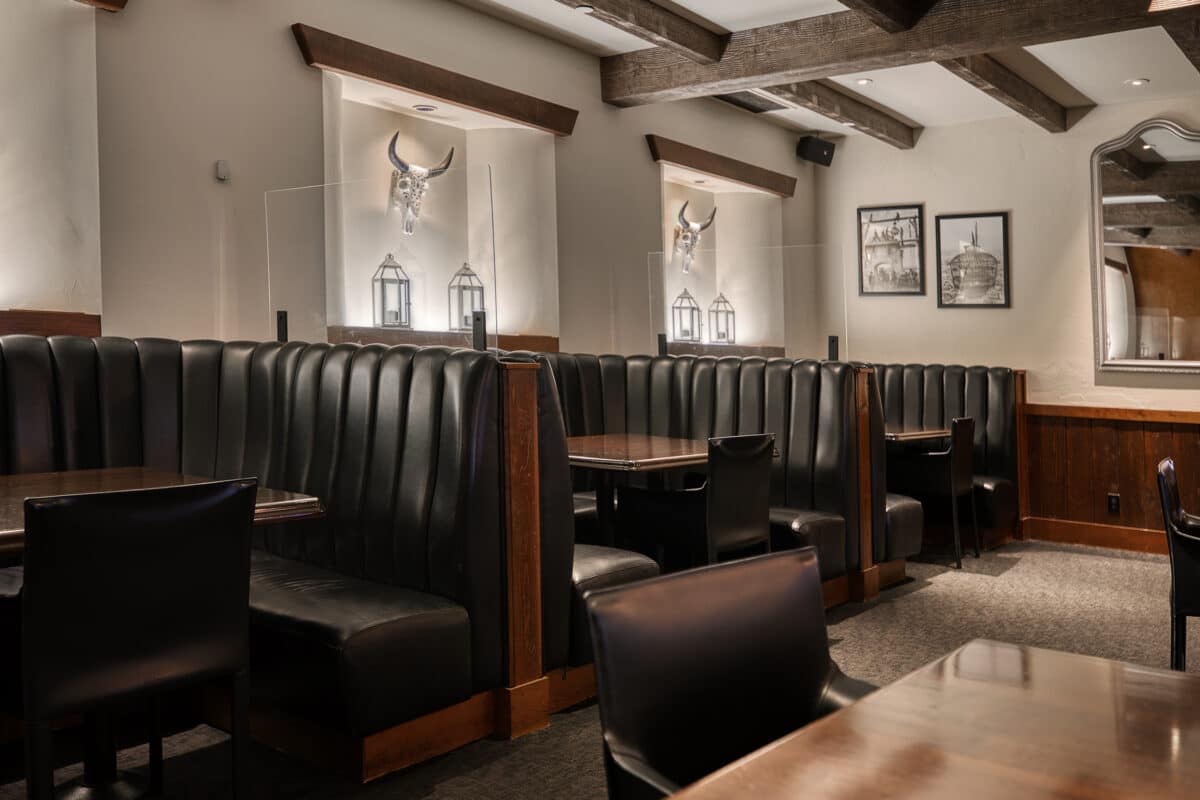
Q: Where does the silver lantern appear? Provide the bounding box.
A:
[448,263,486,332]
[671,288,702,343]
[372,253,412,329]
[708,293,735,344]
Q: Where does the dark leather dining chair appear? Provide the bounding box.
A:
[20,480,257,799]
[585,548,874,799]
[892,417,979,569]
[1157,458,1200,671]
[617,433,774,569]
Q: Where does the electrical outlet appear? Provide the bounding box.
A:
[1107,493,1120,514]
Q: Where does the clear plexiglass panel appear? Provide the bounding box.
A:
[265,163,499,347]
[648,244,843,360]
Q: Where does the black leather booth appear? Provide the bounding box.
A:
[873,363,1019,533]
[541,353,921,581]
[0,335,576,743]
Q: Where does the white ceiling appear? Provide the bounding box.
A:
[661,163,768,194]
[454,2,1200,133]
[339,74,527,130]
[1140,127,1200,161]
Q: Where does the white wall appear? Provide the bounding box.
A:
[713,192,784,347]
[1,1,101,315]
[816,95,1200,410]
[93,0,816,352]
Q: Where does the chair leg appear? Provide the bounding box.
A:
[1172,615,1187,671]
[950,494,963,570]
[970,491,981,558]
[24,718,53,800]
[148,696,163,795]
[231,670,250,800]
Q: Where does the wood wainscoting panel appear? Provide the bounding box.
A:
[0,309,101,338]
[328,326,559,353]
[1022,403,1200,552]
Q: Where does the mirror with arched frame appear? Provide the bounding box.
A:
[1092,118,1200,373]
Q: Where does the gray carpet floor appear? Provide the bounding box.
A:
[2,541,1192,799]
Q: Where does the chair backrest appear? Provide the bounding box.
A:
[21,480,257,718]
[950,417,976,496]
[706,433,774,562]
[586,549,833,796]
[1157,458,1200,614]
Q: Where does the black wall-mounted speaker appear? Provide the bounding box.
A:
[828,335,839,361]
[797,136,836,167]
[472,310,488,351]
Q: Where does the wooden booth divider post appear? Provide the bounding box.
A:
[1015,369,1029,540]
[850,366,880,602]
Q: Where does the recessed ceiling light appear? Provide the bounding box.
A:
[855,78,874,87]
[412,104,438,113]
[694,179,707,185]
[575,3,595,12]
[1142,143,1156,151]
[844,122,857,128]
[1125,78,1151,87]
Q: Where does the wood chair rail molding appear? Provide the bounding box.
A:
[645,135,798,197]
[291,24,579,137]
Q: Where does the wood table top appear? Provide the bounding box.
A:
[0,467,323,555]
[566,434,710,472]
[673,640,1200,799]
[885,428,951,442]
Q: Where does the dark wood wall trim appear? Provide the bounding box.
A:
[851,366,879,602]
[1021,401,1197,553]
[328,326,559,353]
[0,310,101,338]
[292,24,579,137]
[75,0,127,10]
[666,342,785,358]
[645,134,798,197]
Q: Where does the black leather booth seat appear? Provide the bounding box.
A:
[874,363,1019,531]
[540,353,909,581]
[0,335,514,738]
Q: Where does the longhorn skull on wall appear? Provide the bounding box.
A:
[387,132,455,237]
[673,201,717,274]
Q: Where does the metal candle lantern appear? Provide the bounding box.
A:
[372,253,412,329]
[671,288,702,342]
[448,263,486,332]
[708,293,736,344]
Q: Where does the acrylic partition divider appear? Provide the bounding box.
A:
[264,163,501,349]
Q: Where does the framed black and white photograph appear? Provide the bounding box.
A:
[936,212,1010,308]
[858,204,925,295]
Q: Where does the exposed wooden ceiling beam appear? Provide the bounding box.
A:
[1105,227,1200,249]
[1102,151,1158,182]
[938,53,1092,133]
[1104,202,1200,228]
[600,1,1200,106]
[75,0,126,10]
[1166,19,1200,71]
[762,83,920,150]
[1102,161,1200,196]
[838,0,937,33]
[551,0,728,64]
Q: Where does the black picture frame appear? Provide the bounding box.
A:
[857,204,926,296]
[935,212,1011,308]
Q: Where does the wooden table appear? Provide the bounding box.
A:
[566,434,709,545]
[885,428,950,443]
[673,639,1200,799]
[0,467,323,556]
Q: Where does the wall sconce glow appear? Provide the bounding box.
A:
[448,263,486,332]
[372,253,412,329]
[1124,78,1152,87]
[671,288,702,343]
[708,293,736,344]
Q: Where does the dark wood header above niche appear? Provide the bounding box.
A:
[645,134,797,197]
[291,24,579,137]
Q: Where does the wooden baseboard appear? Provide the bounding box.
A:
[1022,517,1167,555]
[822,575,849,608]
[546,664,596,713]
[849,565,880,602]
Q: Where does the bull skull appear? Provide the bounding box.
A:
[387,132,455,237]
[673,201,717,274]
